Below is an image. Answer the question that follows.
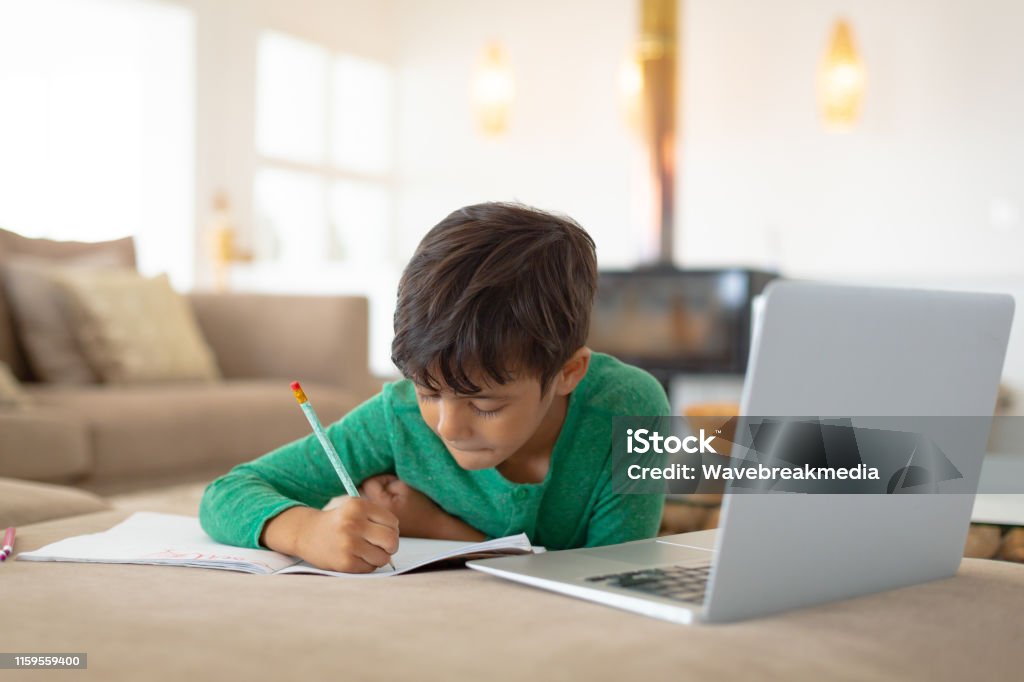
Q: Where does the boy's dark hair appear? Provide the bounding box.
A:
[391,202,597,395]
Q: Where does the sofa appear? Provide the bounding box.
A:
[4,500,1024,681]
[0,229,380,524]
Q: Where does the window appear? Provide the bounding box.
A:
[253,31,394,267]
[0,0,195,287]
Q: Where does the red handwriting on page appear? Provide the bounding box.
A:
[142,549,275,572]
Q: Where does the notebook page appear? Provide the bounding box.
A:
[277,533,535,578]
[17,511,300,574]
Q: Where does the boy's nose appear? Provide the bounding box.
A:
[436,403,472,442]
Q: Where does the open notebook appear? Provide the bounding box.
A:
[17,511,538,577]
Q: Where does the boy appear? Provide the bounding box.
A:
[199,202,670,573]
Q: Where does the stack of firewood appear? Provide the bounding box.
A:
[964,525,1024,561]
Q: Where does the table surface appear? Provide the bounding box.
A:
[974,453,1024,524]
[3,508,1024,682]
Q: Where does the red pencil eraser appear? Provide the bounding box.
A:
[290,381,301,391]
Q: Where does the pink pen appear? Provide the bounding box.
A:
[1,526,15,561]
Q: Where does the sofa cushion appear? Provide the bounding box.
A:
[25,380,367,484]
[3,258,103,384]
[0,407,91,482]
[0,229,136,380]
[57,270,220,384]
[5,509,1024,681]
[104,481,208,516]
[0,476,110,526]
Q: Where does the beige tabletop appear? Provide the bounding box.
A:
[2,508,1023,682]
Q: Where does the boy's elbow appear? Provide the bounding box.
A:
[586,499,665,548]
[197,476,230,541]
[197,487,216,538]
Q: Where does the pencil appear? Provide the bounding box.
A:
[1,526,15,561]
[290,382,396,572]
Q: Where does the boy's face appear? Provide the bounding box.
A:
[414,351,590,470]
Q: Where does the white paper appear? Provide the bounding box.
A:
[17,512,298,573]
[17,511,536,577]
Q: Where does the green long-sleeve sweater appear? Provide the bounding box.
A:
[198,352,669,551]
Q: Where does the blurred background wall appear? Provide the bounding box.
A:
[1,0,1021,394]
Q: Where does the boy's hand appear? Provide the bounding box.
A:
[358,474,444,539]
[294,497,400,573]
[359,474,486,541]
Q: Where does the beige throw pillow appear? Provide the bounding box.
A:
[0,229,137,381]
[58,270,221,384]
[3,259,101,383]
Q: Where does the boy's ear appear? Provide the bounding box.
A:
[554,347,591,396]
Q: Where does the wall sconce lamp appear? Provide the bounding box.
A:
[818,18,866,131]
[472,41,514,136]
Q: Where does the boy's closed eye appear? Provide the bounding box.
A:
[469,403,503,418]
[414,389,507,417]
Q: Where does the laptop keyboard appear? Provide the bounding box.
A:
[584,563,711,604]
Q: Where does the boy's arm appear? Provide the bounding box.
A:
[198,390,396,549]
[584,466,665,548]
[584,368,670,547]
[358,474,487,542]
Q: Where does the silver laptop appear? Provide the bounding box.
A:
[467,281,1015,624]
